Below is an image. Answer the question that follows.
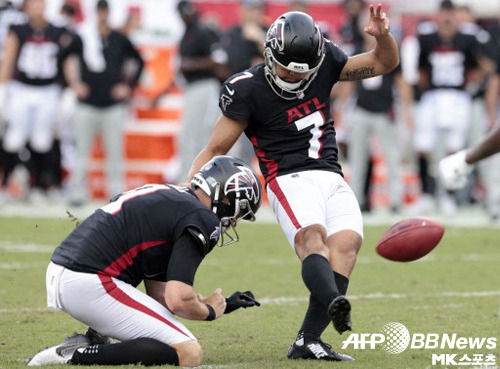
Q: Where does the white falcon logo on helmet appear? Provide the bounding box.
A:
[224,167,260,205]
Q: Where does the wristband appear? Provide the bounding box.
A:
[205,304,216,321]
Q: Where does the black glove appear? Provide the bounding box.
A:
[224,291,261,314]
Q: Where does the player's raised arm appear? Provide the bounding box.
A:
[186,115,247,181]
[339,4,399,81]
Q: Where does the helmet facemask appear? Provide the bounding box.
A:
[191,158,262,247]
[264,13,325,100]
[264,48,324,100]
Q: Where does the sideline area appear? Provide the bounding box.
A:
[1,201,499,228]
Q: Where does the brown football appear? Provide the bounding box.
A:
[376,218,445,262]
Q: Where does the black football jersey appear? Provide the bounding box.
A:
[356,63,400,113]
[418,26,479,90]
[219,40,348,182]
[51,184,221,287]
[10,22,71,86]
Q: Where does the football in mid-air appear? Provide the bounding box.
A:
[376,218,445,262]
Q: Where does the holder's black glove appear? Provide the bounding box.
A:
[224,291,261,314]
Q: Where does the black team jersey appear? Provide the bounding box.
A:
[51,184,221,287]
[10,22,72,86]
[356,63,401,113]
[418,26,479,91]
[219,40,348,183]
[63,30,144,107]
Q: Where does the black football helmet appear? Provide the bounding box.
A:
[191,156,262,246]
[264,11,325,100]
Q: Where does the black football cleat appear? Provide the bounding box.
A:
[328,295,352,334]
[287,339,354,361]
[85,327,112,345]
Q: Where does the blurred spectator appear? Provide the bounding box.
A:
[344,33,414,214]
[0,0,74,203]
[218,0,267,165]
[411,0,481,214]
[173,0,222,182]
[56,2,78,188]
[66,0,144,206]
[335,0,369,205]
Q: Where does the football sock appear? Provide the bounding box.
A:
[299,294,329,343]
[1,151,18,187]
[364,157,373,204]
[418,156,435,195]
[301,254,340,311]
[334,271,349,295]
[299,271,350,343]
[70,338,179,366]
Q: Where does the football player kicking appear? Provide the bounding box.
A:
[440,121,500,190]
[188,4,399,362]
[28,156,262,367]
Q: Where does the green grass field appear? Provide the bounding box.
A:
[0,217,499,368]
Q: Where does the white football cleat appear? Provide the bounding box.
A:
[27,345,70,366]
[28,334,90,366]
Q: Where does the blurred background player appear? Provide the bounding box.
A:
[168,0,222,184]
[440,14,500,211]
[0,0,24,204]
[341,28,414,214]
[219,0,268,166]
[455,5,500,219]
[220,0,266,80]
[66,0,143,207]
[335,0,372,211]
[0,0,73,203]
[340,0,365,57]
[55,2,78,189]
[411,0,482,215]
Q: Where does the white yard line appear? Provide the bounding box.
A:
[2,203,500,228]
[2,240,498,265]
[0,307,59,313]
[1,291,498,313]
[0,262,47,269]
[0,242,55,253]
[411,303,464,310]
[258,290,500,306]
[203,254,500,267]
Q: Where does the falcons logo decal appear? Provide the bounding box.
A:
[224,167,260,205]
[210,226,221,243]
[220,94,233,111]
[267,19,285,52]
